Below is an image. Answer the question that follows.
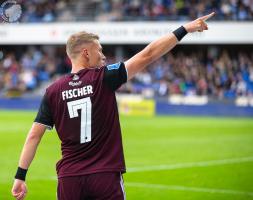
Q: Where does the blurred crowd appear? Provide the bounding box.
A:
[0,45,252,99]
[125,49,253,99]
[0,46,70,95]
[1,0,253,23]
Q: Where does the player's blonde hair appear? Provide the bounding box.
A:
[66,31,99,60]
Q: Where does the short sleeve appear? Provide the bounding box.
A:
[34,94,54,130]
[103,62,128,91]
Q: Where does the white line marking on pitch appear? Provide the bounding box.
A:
[126,182,253,197]
[18,156,253,182]
[128,156,253,172]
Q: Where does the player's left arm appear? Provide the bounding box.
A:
[16,123,46,169]
[12,123,46,200]
[12,93,53,200]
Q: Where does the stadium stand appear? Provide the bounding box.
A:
[0,0,252,23]
[0,0,252,116]
[0,45,252,99]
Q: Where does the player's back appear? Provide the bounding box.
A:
[45,66,126,178]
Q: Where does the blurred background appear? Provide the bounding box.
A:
[0,0,253,116]
[0,1,253,200]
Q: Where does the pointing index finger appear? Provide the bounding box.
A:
[199,12,215,21]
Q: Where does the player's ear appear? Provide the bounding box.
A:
[82,49,89,59]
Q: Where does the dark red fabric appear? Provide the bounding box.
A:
[57,172,125,200]
[46,67,125,178]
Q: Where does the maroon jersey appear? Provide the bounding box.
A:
[35,62,127,178]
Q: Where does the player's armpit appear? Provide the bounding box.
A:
[124,33,178,80]
[34,94,54,130]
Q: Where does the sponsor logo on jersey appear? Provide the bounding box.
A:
[69,81,82,87]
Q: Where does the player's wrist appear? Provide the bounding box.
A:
[15,167,28,181]
[173,26,188,41]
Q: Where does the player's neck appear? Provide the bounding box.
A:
[71,61,89,73]
[71,65,86,74]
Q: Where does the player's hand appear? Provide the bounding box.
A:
[183,12,215,33]
[11,179,27,200]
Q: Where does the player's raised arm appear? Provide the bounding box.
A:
[124,12,215,80]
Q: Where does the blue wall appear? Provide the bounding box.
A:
[156,102,253,117]
[0,97,41,110]
[1,97,253,117]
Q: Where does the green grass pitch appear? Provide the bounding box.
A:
[0,110,253,200]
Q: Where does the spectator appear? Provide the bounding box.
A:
[5,0,252,23]
[1,45,253,99]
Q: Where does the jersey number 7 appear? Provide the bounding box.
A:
[67,97,92,144]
